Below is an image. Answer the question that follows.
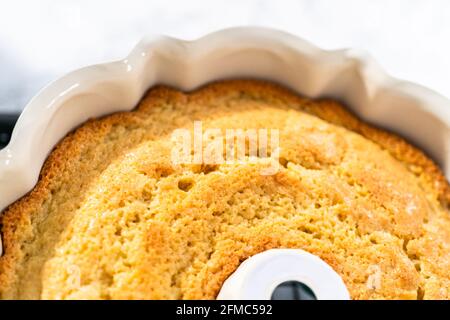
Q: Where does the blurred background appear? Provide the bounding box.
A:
[1,0,449,114]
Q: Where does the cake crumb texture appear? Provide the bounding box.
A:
[0,80,449,299]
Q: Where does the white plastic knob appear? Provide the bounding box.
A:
[217,249,350,300]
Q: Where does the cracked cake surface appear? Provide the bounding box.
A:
[0,80,449,299]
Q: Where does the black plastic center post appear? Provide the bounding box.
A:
[271,281,317,300]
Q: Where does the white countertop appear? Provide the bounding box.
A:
[1,0,449,112]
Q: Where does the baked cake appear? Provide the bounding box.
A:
[0,80,449,299]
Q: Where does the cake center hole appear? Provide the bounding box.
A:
[270,281,317,300]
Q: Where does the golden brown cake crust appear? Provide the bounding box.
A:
[0,80,449,300]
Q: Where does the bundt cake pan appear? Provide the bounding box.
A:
[0,27,449,256]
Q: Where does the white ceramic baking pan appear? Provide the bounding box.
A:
[0,27,449,277]
[218,249,350,299]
